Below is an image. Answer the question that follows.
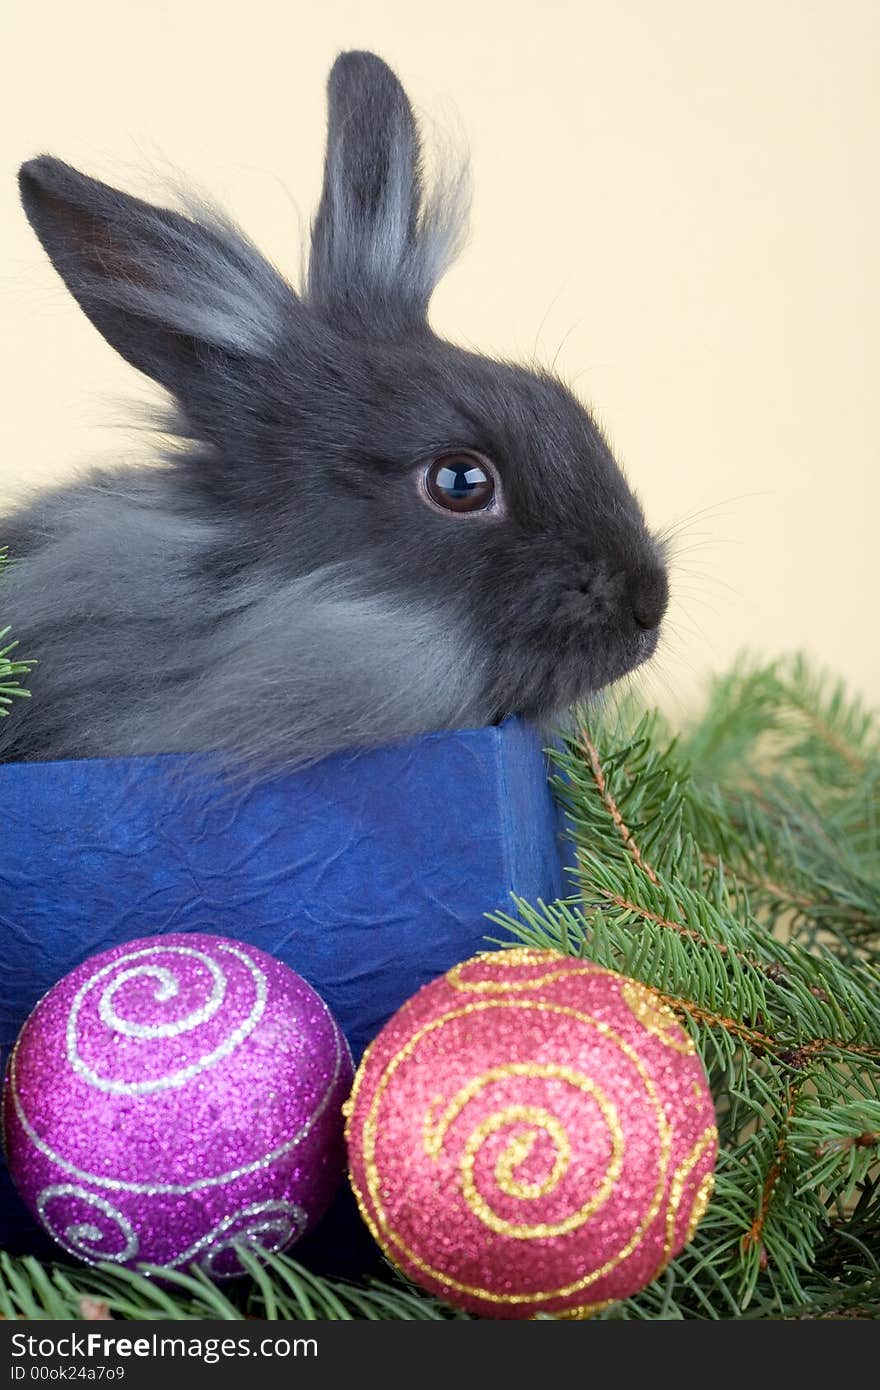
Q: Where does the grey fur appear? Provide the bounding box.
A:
[0,50,667,774]
[307,50,469,331]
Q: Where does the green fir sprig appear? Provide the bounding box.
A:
[0,1248,458,1321]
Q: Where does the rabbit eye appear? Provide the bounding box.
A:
[424,452,496,513]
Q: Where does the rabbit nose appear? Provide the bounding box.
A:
[627,564,669,631]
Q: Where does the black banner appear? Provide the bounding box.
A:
[0,1316,872,1387]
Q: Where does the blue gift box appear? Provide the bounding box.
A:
[0,717,565,1267]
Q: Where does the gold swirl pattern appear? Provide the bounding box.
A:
[684,1171,715,1245]
[552,1300,614,1320]
[446,948,612,994]
[620,980,696,1055]
[657,1126,718,1273]
[349,997,674,1306]
[494,1119,566,1200]
[423,1063,623,1239]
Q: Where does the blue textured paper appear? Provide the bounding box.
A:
[0,718,565,1265]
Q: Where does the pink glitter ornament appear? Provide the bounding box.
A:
[3,933,353,1276]
[346,949,718,1318]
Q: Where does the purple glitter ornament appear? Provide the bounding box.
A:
[2,933,353,1276]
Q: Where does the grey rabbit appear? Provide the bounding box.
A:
[0,50,668,772]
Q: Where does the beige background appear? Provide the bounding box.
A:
[1,1,877,716]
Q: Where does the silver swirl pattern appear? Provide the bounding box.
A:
[65,942,268,1094]
[172,1200,308,1277]
[35,1184,139,1264]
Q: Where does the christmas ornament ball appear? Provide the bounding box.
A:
[346,949,717,1318]
[3,933,353,1276]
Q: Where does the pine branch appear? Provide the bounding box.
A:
[677,654,880,951]
[0,1249,461,1322]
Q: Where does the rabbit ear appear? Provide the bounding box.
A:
[18,156,293,395]
[307,51,467,331]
